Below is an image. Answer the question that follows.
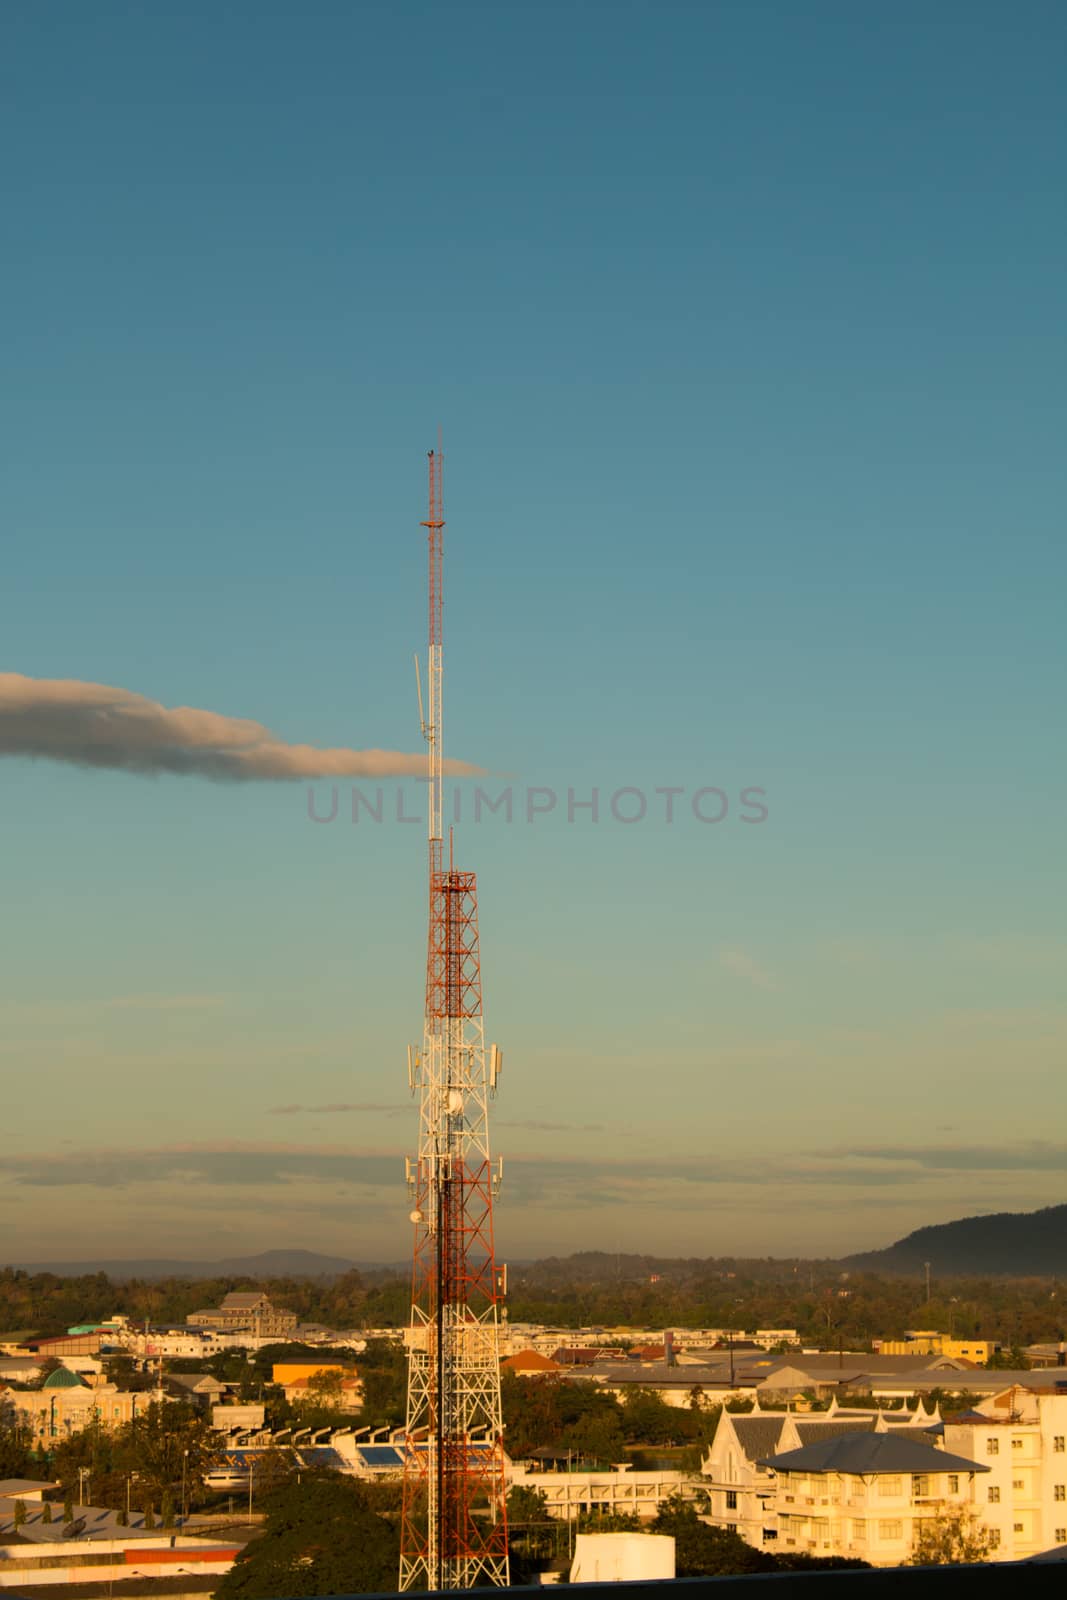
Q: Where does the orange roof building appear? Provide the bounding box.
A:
[502,1350,562,1376]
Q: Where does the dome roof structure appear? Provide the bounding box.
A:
[42,1367,89,1390]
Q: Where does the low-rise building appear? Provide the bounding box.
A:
[875,1333,998,1365]
[1026,1345,1067,1371]
[0,1356,44,1384]
[508,1462,704,1523]
[0,1480,57,1502]
[23,1332,103,1359]
[282,1373,363,1411]
[0,1493,240,1591]
[502,1350,563,1377]
[5,1369,153,1445]
[754,1352,978,1402]
[186,1292,297,1341]
[164,1372,229,1408]
[213,1402,267,1431]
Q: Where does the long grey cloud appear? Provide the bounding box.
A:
[0,673,482,781]
[823,1142,1067,1174]
[4,1141,1062,1199]
[268,1103,408,1118]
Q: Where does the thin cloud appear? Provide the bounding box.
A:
[824,1141,1067,1175]
[0,673,483,781]
[717,947,776,990]
[497,1119,604,1134]
[108,994,228,1012]
[268,1103,407,1117]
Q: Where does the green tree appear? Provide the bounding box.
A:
[356,1339,406,1427]
[652,1496,777,1577]
[118,1400,216,1505]
[215,1473,399,1600]
[620,1388,685,1446]
[577,1510,641,1532]
[306,1370,344,1405]
[292,1368,349,1428]
[908,1507,994,1565]
[506,1485,551,1526]
[0,1419,34,1479]
[250,1446,298,1500]
[13,1499,26,1531]
[41,1502,52,1524]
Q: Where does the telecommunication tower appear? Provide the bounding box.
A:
[399,449,510,1591]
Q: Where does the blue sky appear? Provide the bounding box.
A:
[1,0,1064,1267]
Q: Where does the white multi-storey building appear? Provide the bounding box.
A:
[701,1400,944,1549]
[757,1431,989,1566]
[944,1386,1067,1560]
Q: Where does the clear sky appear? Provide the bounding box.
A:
[2,0,1064,1268]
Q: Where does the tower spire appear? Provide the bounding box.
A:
[400,451,510,1591]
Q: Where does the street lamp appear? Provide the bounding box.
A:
[78,1467,90,1508]
[181,1449,189,1525]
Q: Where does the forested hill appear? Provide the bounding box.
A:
[844,1204,1067,1276]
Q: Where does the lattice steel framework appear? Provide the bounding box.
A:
[400,450,509,1592]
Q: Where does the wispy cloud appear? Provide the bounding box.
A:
[0,673,482,781]
[716,947,775,990]
[107,994,228,1012]
[7,1140,1061,1200]
[267,1103,407,1118]
[2,1141,1063,1260]
[823,1141,1067,1175]
[497,1119,604,1134]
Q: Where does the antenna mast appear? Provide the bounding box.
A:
[423,448,444,882]
[400,450,510,1591]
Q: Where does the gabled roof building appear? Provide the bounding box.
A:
[701,1398,948,1550]
[756,1431,988,1567]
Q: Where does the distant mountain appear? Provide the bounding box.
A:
[8,1248,364,1281]
[844,1204,1067,1276]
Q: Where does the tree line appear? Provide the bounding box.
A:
[2,1259,1062,1348]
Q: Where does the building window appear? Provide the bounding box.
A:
[877,1477,902,1497]
[988,1487,1000,1503]
[726,1492,737,1511]
[1054,1437,1065,1453]
[1013,1479,1024,1490]
[987,1439,999,1455]
[1012,1437,1023,1450]
[947,1475,959,1494]
[912,1475,930,1498]
[1013,1524,1024,1534]
[878,1521,903,1540]
[1055,1530,1066,1545]
[852,1520,866,1540]
[990,1530,1001,1548]
[1055,1486,1066,1502]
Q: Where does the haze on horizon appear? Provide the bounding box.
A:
[1,1,1064,1271]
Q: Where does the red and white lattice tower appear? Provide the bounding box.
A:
[399,449,510,1591]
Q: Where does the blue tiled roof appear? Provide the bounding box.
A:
[359,1446,405,1466]
[298,1448,346,1467]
